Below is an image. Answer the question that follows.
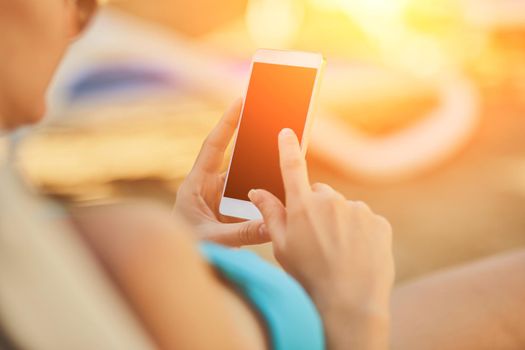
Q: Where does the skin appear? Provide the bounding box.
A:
[0,2,394,349]
[3,1,524,350]
[249,128,394,350]
[391,249,525,350]
[73,108,394,350]
[72,201,268,350]
[0,0,79,128]
[174,99,270,246]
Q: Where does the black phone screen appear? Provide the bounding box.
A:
[224,62,318,202]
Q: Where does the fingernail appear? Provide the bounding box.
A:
[259,224,268,238]
[248,189,258,200]
[279,128,294,138]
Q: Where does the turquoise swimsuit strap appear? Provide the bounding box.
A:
[200,243,325,350]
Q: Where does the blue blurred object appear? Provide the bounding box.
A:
[66,62,181,105]
[200,242,325,350]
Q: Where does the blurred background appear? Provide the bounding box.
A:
[13,0,525,282]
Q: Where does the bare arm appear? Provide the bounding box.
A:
[72,201,267,350]
[391,249,525,350]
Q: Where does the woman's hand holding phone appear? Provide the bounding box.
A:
[249,128,395,350]
[174,99,270,247]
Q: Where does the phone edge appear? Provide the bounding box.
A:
[219,49,325,220]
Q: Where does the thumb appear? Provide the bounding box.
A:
[204,220,270,247]
[248,189,286,244]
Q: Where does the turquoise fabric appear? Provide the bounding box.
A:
[200,243,325,350]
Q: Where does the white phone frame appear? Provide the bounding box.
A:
[219,49,325,220]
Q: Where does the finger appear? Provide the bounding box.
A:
[312,182,347,202]
[192,98,243,174]
[278,128,310,203]
[347,200,372,214]
[248,189,286,245]
[311,182,336,194]
[203,219,270,247]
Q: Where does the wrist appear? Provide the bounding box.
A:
[314,293,390,330]
[310,279,390,316]
[309,282,391,348]
[314,292,390,350]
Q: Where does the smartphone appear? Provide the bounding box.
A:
[219,49,325,220]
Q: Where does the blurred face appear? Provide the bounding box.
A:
[0,0,95,130]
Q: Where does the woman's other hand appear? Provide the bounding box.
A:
[175,99,270,247]
[249,128,394,350]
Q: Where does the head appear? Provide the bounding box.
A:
[0,0,97,130]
